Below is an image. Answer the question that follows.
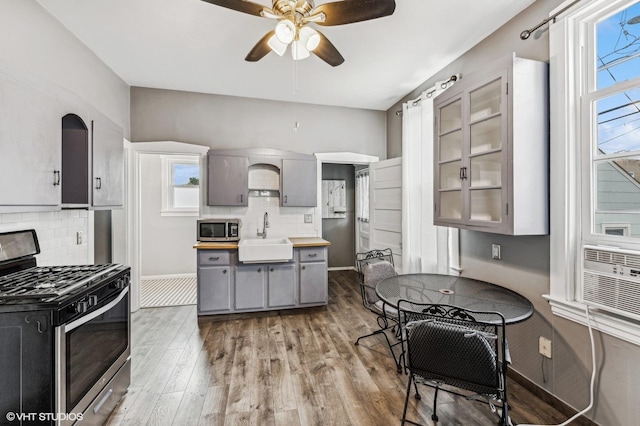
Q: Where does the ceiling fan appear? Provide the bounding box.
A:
[201,0,396,66]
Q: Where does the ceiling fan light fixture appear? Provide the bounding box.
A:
[291,40,310,60]
[275,19,296,44]
[299,26,320,51]
[267,35,288,56]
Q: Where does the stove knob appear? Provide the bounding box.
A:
[75,300,89,314]
[88,295,98,307]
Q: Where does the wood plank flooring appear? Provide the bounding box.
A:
[107,270,567,426]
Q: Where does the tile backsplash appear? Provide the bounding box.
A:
[203,165,318,238]
[0,210,89,265]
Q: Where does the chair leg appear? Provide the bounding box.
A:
[355,328,403,373]
[401,374,414,426]
[431,386,440,422]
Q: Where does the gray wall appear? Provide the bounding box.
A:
[322,164,356,268]
[0,1,130,137]
[130,87,386,158]
[385,1,640,424]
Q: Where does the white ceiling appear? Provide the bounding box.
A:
[36,0,534,111]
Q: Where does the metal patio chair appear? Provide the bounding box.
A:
[398,300,510,425]
[354,248,403,373]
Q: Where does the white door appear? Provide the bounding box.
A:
[369,158,402,272]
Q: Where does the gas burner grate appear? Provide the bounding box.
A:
[0,264,121,300]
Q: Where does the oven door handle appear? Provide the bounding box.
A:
[65,287,129,333]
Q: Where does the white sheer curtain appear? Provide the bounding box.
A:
[402,79,459,275]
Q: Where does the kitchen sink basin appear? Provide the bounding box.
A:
[238,237,293,263]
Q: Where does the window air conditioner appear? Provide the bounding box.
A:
[581,245,640,321]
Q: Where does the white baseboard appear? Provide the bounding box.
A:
[141,273,197,281]
[328,266,356,271]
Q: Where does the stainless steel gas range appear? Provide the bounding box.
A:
[0,229,131,425]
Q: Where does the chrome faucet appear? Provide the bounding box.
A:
[257,212,269,239]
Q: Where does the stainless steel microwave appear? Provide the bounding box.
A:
[197,219,240,242]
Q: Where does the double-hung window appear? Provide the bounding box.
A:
[549,0,640,343]
[161,155,200,216]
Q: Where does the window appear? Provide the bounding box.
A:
[550,0,640,343]
[356,170,369,222]
[161,155,200,216]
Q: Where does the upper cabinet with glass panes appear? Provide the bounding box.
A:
[433,53,549,235]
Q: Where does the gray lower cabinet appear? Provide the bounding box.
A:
[298,247,328,305]
[197,246,328,315]
[268,263,297,307]
[235,264,266,310]
[197,250,233,314]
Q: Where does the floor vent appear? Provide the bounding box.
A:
[582,245,640,321]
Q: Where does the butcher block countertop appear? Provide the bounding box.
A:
[193,237,330,250]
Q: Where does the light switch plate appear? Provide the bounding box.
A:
[304,214,313,223]
[491,243,501,260]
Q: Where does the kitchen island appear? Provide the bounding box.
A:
[193,238,330,316]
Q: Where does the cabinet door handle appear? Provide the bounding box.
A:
[257,268,262,273]
[462,167,468,180]
[308,253,317,258]
[223,269,227,274]
[270,268,274,272]
[209,256,220,261]
[302,266,306,270]
[240,194,244,203]
[95,177,102,189]
[53,170,61,186]
[284,195,288,204]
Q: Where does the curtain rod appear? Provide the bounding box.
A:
[520,0,582,40]
[395,74,460,116]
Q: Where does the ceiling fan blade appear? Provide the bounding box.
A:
[200,0,266,17]
[313,31,345,67]
[245,30,275,62]
[313,0,396,26]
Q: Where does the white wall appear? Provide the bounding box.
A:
[139,154,197,277]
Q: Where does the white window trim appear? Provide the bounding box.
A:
[160,155,200,217]
[549,0,640,345]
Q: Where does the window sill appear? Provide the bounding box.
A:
[544,294,640,346]
[160,210,199,217]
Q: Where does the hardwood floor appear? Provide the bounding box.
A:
[107,270,566,426]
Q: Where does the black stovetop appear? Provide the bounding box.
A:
[0,264,121,300]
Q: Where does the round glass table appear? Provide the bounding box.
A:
[376,273,534,324]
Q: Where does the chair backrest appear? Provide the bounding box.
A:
[398,301,506,396]
[355,249,396,306]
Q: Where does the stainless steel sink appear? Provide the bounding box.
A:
[238,237,293,263]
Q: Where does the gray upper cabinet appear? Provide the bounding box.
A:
[206,149,317,207]
[433,53,548,235]
[207,154,249,206]
[61,112,124,209]
[0,70,61,211]
[281,158,317,207]
[91,119,124,208]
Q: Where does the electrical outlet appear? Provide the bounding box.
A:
[491,243,501,260]
[304,214,313,223]
[539,336,552,358]
[76,231,83,245]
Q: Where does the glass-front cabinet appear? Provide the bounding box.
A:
[434,54,549,235]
